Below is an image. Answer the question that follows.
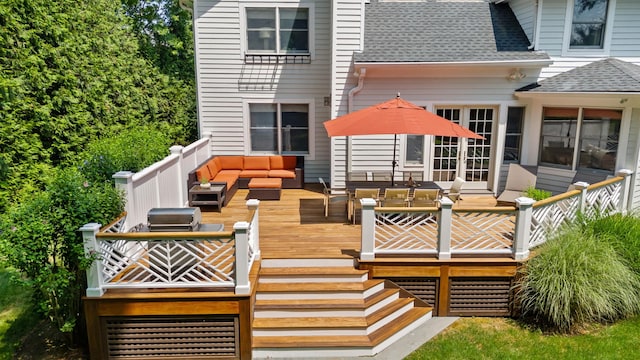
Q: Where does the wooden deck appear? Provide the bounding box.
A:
[201,184,498,259]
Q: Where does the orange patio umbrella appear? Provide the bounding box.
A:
[323,95,484,185]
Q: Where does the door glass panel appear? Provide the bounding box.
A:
[466,108,493,182]
[433,109,460,181]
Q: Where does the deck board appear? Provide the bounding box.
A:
[201,184,500,259]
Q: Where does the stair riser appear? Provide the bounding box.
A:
[254,309,365,318]
[252,347,375,359]
[363,292,400,316]
[366,302,415,334]
[261,258,355,268]
[256,292,365,300]
[258,273,369,283]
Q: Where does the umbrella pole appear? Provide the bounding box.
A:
[391,134,397,186]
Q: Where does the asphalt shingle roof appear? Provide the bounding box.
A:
[354,0,550,63]
[517,58,640,93]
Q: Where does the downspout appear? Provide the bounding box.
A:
[531,0,542,50]
[346,68,366,176]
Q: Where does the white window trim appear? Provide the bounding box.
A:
[562,0,616,57]
[243,98,315,159]
[239,1,315,60]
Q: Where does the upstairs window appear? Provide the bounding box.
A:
[570,0,609,49]
[247,7,309,54]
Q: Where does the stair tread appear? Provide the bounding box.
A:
[254,288,400,310]
[369,307,432,346]
[366,297,415,326]
[257,279,384,292]
[259,266,368,276]
[253,316,368,329]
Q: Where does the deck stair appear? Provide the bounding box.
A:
[252,258,433,358]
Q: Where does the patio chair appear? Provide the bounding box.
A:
[319,177,348,217]
[410,188,441,207]
[382,188,410,207]
[348,171,369,181]
[496,164,537,206]
[445,177,465,203]
[351,188,380,224]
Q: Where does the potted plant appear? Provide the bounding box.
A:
[199,175,211,188]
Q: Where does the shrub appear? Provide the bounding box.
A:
[0,167,124,343]
[514,224,640,333]
[524,186,552,201]
[79,126,171,184]
[581,213,640,276]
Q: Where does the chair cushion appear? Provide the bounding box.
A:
[240,170,269,178]
[268,169,296,179]
[244,156,271,170]
[219,156,244,170]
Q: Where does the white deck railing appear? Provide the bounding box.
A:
[81,199,260,297]
[361,170,633,261]
[113,136,211,232]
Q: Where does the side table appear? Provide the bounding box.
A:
[189,184,227,211]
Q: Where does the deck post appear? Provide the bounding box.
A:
[617,169,633,213]
[234,221,251,295]
[246,199,261,260]
[573,181,589,212]
[437,197,453,260]
[80,223,104,297]
[170,145,186,207]
[360,198,377,261]
[514,197,535,260]
[113,171,135,231]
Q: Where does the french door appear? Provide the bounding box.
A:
[432,107,494,188]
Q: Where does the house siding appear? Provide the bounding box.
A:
[536,0,566,56]
[331,0,365,185]
[610,0,640,57]
[194,0,332,182]
[508,0,537,44]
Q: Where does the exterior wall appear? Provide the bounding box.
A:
[193,0,332,183]
[508,0,537,44]
[330,0,366,185]
[536,0,566,55]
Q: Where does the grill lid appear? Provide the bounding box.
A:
[147,207,202,232]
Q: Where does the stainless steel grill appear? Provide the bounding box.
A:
[147,207,202,232]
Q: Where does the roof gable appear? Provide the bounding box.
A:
[517,58,640,93]
[354,0,549,63]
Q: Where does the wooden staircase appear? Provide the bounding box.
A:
[252,258,433,358]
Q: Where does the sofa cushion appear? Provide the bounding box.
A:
[206,159,220,178]
[219,156,244,170]
[270,156,297,170]
[240,170,269,178]
[196,167,212,183]
[244,156,271,170]
[268,169,296,179]
[216,169,241,178]
[212,173,239,190]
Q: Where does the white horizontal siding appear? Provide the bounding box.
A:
[536,0,567,56]
[610,0,640,56]
[508,0,536,44]
[194,0,332,182]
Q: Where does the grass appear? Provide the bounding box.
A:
[406,316,640,360]
[0,267,39,359]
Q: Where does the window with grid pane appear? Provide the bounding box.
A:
[570,0,608,49]
[247,7,309,54]
[504,107,524,162]
[249,103,309,154]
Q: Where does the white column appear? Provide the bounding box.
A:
[617,169,633,213]
[437,197,453,260]
[360,198,377,261]
[113,171,135,230]
[170,145,186,206]
[234,221,251,295]
[574,181,589,212]
[513,197,535,260]
[80,223,104,297]
[246,199,261,260]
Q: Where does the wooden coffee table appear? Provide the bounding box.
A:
[189,184,227,211]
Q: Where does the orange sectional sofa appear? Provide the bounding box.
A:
[187,155,303,204]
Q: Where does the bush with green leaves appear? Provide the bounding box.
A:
[0,167,124,343]
[524,186,552,201]
[78,126,171,184]
[514,223,640,333]
[580,213,640,276]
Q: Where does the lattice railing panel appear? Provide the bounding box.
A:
[583,182,621,218]
[374,212,438,252]
[529,195,580,249]
[450,211,515,252]
[99,238,235,288]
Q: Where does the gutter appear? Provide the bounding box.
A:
[348,68,366,112]
[354,59,553,68]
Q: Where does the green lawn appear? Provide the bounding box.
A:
[0,267,38,360]
[407,316,640,360]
